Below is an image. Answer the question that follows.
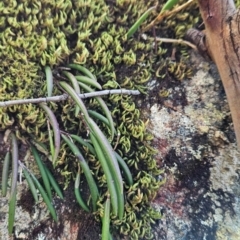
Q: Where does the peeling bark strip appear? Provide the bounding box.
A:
[187,0,240,148]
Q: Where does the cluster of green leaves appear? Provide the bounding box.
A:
[0,0,110,143]
[1,64,135,239]
[1,133,62,233]
[236,0,240,7]
[0,0,200,239]
[127,0,196,39]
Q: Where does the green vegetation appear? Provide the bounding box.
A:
[0,0,200,239]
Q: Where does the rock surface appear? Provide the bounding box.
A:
[148,52,240,240]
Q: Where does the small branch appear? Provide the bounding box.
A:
[143,0,195,33]
[155,37,198,50]
[0,89,140,107]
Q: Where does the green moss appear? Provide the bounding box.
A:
[0,0,201,238]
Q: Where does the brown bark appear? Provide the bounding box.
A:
[188,0,240,148]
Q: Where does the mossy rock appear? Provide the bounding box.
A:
[0,0,200,239]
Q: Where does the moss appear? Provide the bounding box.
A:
[0,0,201,239]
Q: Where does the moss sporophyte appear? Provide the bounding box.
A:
[0,0,199,239]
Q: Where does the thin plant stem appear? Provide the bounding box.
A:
[155,37,197,50]
[143,0,195,32]
[0,89,140,107]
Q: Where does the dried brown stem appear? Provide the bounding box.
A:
[143,0,195,33]
[155,37,198,50]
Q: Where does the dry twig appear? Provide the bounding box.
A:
[0,89,140,107]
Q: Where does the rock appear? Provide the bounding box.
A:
[149,52,240,239]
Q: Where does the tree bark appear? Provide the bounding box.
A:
[187,0,240,148]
